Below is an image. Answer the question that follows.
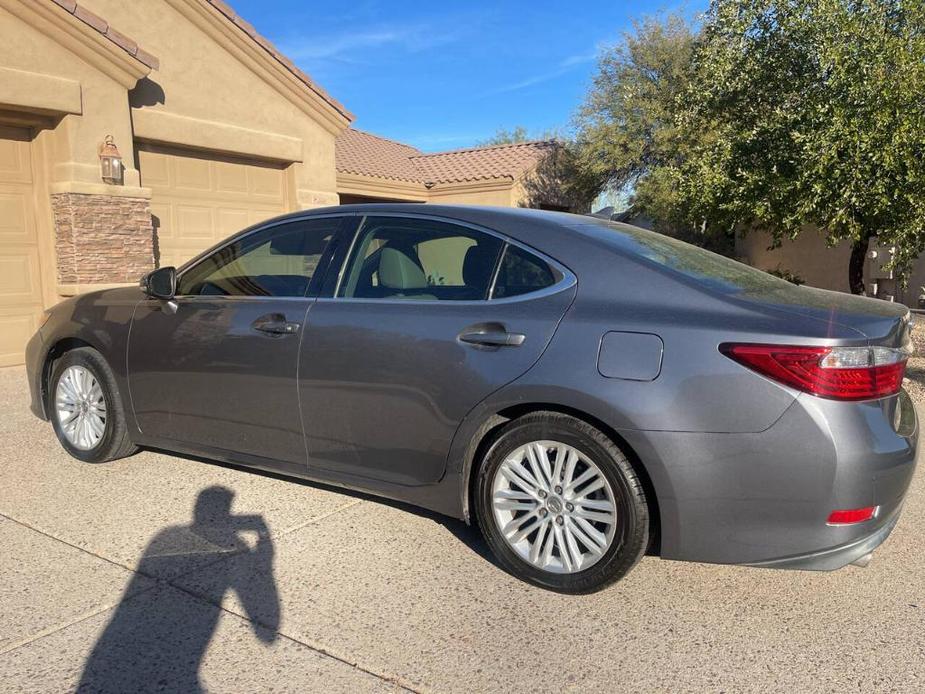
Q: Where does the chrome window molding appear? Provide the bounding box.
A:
[173,212,355,300]
[330,211,575,305]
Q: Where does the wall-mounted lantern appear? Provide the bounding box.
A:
[99,135,124,185]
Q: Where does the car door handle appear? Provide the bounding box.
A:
[459,329,526,347]
[251,314,301,336]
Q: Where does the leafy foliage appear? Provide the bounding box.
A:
[478,126,532,146]
[575,15,711,239]
[675,0,925,292]
[479,127,605,212]
[519,141,607,213]
[767,265,805,285]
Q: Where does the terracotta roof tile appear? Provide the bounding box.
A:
[202,0,353,122]
[73,3,106,33]
[104,25,138,56]
[336,128,554,185]
[50,0,160,70]
[412,141,554,184]
[336,128,426,183]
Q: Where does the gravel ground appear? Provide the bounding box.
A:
[905,357,925,403]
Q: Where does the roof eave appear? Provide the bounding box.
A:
[10,0,155,89]
[167,0,352,134]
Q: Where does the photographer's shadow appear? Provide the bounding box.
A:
[77,486,279,693]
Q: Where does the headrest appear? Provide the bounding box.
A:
[463,243,496,291]
[379,247,428,290]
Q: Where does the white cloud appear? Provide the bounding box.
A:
[282,31,405,61]
[277,23,462,65]
[482,50,599,96]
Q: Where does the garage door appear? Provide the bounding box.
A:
[138,144,288,269]
[0,126,43,368]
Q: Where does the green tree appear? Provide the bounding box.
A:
[575,15,712,242]
[479,127,604,212]
[478,126,532,146]
[519,140,607,213]
[676,0,925,294]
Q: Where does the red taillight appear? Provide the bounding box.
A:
[720,343,908,401]
[827,506,878,525]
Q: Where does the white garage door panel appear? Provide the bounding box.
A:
[0,125,41,368]
[139,145,287,269]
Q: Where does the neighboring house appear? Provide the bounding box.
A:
[0,0,569,367]
[736,230,925,306]
[335,128,562,208]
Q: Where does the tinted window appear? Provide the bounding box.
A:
[574,219,790,295]
[492,244,557,298]
[177,218,339,297]
[339,217,503,301]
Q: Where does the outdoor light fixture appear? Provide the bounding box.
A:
[99,135,124,185]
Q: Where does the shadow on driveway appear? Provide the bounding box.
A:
[77,486,279,693]
[151,447,503,571]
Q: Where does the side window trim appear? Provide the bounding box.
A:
[335,215,504,302]
[173,213,355,299]
[307,215,362,299]
[327,213,574,304]
[326,215,366,299]
[486,244,508,300]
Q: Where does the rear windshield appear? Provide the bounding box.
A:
[573,220,788,295]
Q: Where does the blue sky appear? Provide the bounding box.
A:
[228,0,705,151]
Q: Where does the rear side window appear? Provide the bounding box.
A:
[338,216,503,301]
[492,245,558,298]
[177,218,340,297]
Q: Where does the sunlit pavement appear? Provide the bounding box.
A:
[1,365,923,693]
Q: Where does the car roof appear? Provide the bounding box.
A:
[296,203,642,250]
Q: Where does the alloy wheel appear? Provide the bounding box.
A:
[55,365,107,451]
[491,440,618,574]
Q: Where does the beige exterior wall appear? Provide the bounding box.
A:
[428,181,517,207]
[83,0,346,210]
[337,176,523,207]
[0,0,351,365]
[736,228,925,306]
[735,228,854,293]
[0,0,155,311]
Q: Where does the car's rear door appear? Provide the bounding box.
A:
[298,214,576,486]
[127,215,352,465]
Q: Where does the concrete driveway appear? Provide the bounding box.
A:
[1,364,923,693]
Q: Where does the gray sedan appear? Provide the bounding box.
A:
[25,205,918,593]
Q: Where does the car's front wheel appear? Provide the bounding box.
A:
[475,412,649,593]
[49,347,137,463]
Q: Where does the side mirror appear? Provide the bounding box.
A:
[141,266,177,300]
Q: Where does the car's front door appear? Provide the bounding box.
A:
[299,215,577,486]
[127,216,349,465]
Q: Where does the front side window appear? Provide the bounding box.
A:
[177,218,341,297]
[338,217,503,301]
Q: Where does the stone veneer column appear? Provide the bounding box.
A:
[51,193,155,285]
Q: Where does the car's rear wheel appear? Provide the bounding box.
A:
[475,412,649,593]
[49,347,137,463]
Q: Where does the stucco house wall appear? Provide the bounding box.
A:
[0,0,352,365]
[83,0,348,209]
[735,228,854,293]
[736,228,925,306]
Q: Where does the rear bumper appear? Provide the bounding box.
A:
[745,503,902,570]
[619,388,918,568]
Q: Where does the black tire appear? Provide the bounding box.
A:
[48,347,138,463]
[475,412,649,594]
